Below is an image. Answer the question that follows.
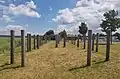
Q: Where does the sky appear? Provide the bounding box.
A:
[0,0,120,35]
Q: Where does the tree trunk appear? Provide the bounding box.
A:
[105,30,111,61]
[111,31,112,45]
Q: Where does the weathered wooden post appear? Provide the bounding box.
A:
[96,33,99,52]
[71,36,74,44]
[41,36,43,45]
[29,34,31,51]
[73,35,76,45]
[58,35,60,44]
[40,36,42,46]
[83,34,86,49]
[55,35,58,48]
[63,35,66,47]
[33,35,36,49]
[87,30,92,66]
[92,34,95,51]
[10,30,15,64]
[71,37,72,44]
[37,35,39,49]
[77,35,80,47]
[27,34,29,52]
[21,30,25,67]
[105,30,111,61]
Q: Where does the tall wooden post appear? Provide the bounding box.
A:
[105,30,111,61]
[73,35,76,45]
[63,36,66,47]
[77,35,80,47]
[87,30,92,66]
[21,30,25,67]
[55,35,58,48]
[92,34,95,51]
[33,35,36,49]
[96,33,99,52]
[39,36,42,46]
[27,34,29,52]
[83,34,86,49]
[71,37,73,44]
[37,35,39,49]
[10,30,15,64]
[29,34,31,51]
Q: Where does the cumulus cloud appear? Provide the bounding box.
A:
[52,8,74,24]
[0,0,41,22]
[53,0,120,34]
[49,6,52,11]
[8,1,41,18]
[0,25,26,35]
[0,0,5,3]
[1,15,14,23]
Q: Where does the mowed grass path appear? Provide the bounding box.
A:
[0,41,120,79]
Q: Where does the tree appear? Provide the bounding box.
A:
[99,33,105,37]
[113,32,120,40]
[79,22,88,49]
[100,10,120,44]
[44,30,54,40]
[59,30,67,38]
[45,30,54,36]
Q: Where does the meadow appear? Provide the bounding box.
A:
[0,38,120,79]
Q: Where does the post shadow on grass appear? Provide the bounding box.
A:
[68,65,88,71]
[0,65,21,71]
[95,60,106,64]
[0,63,11,67]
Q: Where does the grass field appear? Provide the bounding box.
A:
[0,39,120,79]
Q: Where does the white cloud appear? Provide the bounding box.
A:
[26,1,36,9]
[53,8,74,24]
[0,0,41,20]
[49,6,52,11]
[53,0,120,34]
[0,25,26,35]
[1,15,14,23]
[8,2,41,18]
[0,0,5,3]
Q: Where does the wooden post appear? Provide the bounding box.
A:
[55,35,58,48]
[10,30,15,64]
[63,36,66,47]
[87,30,92,66]
[27,34,29,52]
[37,35,39,49]
[92,34,95,51]
[77,35,80,47]
[105,30,111,61]
[29,34,31,51]
[96,33,99,52]
[83,34,86,49]
[21,30,25,67]
[71,37,73,44]
[33,35,36,49]
[40,36,42,46]
[73,35,76,45]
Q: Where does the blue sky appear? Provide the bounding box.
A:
[0,0,120,35]
[0,0,77,35]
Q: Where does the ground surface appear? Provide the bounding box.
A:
[0,40,120,79]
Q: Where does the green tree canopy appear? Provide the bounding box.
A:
[45,30,54,36]
[100,10,120,34]
[79,22,88,36]
[59,30,67,38]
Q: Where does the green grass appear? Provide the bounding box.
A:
[0,40,120,79]
[0,37,21,66]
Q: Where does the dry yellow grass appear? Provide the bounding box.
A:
[0,41,120,79]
